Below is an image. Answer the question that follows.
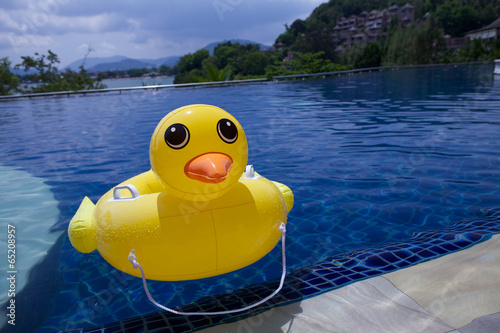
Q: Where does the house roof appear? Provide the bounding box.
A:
[467,16,500,34]
[484,16,500,29]
[401,3,414,9]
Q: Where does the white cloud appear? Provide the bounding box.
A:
[1,32,54,57]
[32,12,129,34]
[126,18,140,30]
[0,0,327,65]
[0,9,24,31]
[98,40,117,53]
[77,43,90,52]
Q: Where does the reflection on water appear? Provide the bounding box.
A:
[0,64,499,332]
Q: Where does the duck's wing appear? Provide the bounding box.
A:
[271,181,294,213]
[68,196,97,253]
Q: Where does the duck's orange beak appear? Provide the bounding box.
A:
[185,153,233,184]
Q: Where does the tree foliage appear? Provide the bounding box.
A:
[158,65,174,76]
[243,52,270,76]
[274,0,499,65]
[15,50,105,93]
[354,43,383,68]
[435,0,500,37]
[172,0,500,84]
[177,49,210,73]
[435,1,478,37]
[0,58,20,95]
[456,38,500,62]
[98,65,177,79]
[265,51,348,78]
[276,0,391,57]
[174,42,273,83]
[385,15,445,65]
[197,63,232,82]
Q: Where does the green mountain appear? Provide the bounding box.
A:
[203,39,271,55]
[63,40,269,74]
[65,56,180,73]
[65,56,131,71]
[91,58,155,72]
[275,0,500,62]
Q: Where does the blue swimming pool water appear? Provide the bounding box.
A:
[1,64,499,332]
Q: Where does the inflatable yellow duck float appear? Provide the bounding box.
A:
[68,104,293,281]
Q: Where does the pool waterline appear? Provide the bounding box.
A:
[0,64,499,332]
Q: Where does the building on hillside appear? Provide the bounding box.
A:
[388,5,399,16]
[366,31,380,43]
[331,3,415,51]
[444,35,469,49]
[365,10,386,33]
[443,16,500,49]
[351,33,368,45]
[275,3,416,52]
[282,52,295,63]
[466,16,500,40]
[397,3,415,27]
[274,41,284,51]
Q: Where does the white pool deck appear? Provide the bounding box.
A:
[201,234,500,333]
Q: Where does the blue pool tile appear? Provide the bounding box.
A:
[347,273,368,281]
[339,258,360,269]
[392,249,414,259]
[378,251,402,263]
[98,325,123,333]
[364,254,390,268]
[415,249,437,258]
[463,232,482,242]
[307,276,329,285]
[314,268,333,275]
[168,323,194,333]
[189,317,214,328]
[146,319,170,331]
[322,272,342,280]
[74,207,500,333]
[429,245,448,255]
[300,285,322,296]
[317,262,339,269]
[121,318,145,333]
[123,325,146,333]
[404,254,422,264]
[332,276,352,285]
[149,327,172,333]
[180,303,204,313]
[143,313,167,322]
[315,281,336,290]
[165,316,192,329]
[363,269,383,277]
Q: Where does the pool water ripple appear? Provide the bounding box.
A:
[0,65,499,332]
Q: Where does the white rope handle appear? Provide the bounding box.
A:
[128,222,287,316]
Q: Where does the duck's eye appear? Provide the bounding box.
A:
[217,118,238,144]
[165,123,190,149]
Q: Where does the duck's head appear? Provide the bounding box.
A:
[150,104,248,200]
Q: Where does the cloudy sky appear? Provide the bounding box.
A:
[1,0,325,67]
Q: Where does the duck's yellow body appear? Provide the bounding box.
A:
[68,105,293,281]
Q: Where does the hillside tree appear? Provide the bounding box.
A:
[0,58,20,95]
[16,50,105,93]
